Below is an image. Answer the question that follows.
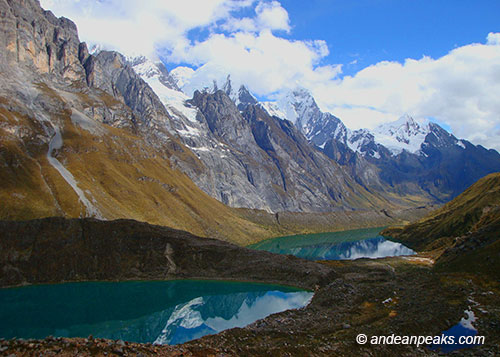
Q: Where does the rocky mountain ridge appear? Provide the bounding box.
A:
[0,0,293,243]
[2,0,498,232]
[164,66,500,205]
[258,87,500,202]
[125,56,392,212]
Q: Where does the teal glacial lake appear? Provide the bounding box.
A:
[249,227,415,260]
[0,280,312,345]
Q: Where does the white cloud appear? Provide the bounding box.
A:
[39,0,500,151]
[40,0,253,57]
[255,1,290,32]
[312,34,500,151]
[177,30,339,97]
[221,17,258,33]
[487,32,500,45]
[221,1,290,33]
[170,67,196,89]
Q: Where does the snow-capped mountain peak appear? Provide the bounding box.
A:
[127,56,162,79]
[258,88,347,149]
[276,87,317,128]
[260,101,287,119]
[371,115,430,155]
[128,56,180,91]
[375,114,428,139]
[128,55,198,124]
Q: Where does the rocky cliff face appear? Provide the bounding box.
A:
[188,89,391,212]
[0,0,183,141]
[0,0,288,244]
[83,51,179,137]
[0,0,84,80]
[265,88,500,204]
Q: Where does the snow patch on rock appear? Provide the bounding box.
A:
[371,115,430,155]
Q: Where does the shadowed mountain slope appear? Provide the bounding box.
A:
[383,172,500,278]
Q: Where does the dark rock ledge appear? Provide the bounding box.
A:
[0,217,335,290]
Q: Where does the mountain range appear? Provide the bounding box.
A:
[259,88,500,202]
[132,55,500,210]
[1,0,500,243]
[129,56,390,213]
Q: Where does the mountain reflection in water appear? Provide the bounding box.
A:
[0,281,313,345]
[250,228,415,260]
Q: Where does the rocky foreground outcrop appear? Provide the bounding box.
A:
[0,217,335,289]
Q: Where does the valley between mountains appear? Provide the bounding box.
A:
[1,176,500,356]
[0,0,499,356]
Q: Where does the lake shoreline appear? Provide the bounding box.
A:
[0,280,313,345]
[238,205,435,245]
[2,255,498,356]
[1,217,498,355]
[249,227,415,261]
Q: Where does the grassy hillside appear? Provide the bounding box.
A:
[434,212,500,278]
[383,172,500,249]
[382,172,500,278]
[0,88,281,246]
[1,79,437,246]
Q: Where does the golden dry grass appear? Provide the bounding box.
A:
[0,89,282,245]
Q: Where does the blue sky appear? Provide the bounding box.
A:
[280,0,500,76]
[168,1,500,75]
[40,0,500,150]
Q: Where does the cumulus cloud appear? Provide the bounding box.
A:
[312,33,500,150]
[221,1,290,33]
[40,0,500,151]
[177,31,339,96]
[40,0,254,57]
[254,1,290,32]
[487,32,500,45]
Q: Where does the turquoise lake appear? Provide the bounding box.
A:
[0,280,312,345]
[249,227,415,260]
